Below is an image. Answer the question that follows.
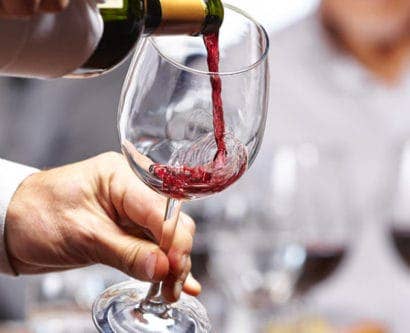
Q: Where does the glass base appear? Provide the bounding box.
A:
[92,281,211,333]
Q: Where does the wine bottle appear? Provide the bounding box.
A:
[73,0,224,77]
[0,0,223,79]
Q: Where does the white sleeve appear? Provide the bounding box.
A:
[0,159,38,275]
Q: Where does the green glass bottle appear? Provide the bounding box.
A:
[75,0,224,77]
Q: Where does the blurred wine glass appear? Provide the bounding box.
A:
[286,144,350,298]
[389,141,410,269]
[205,143,352,331]
[26,267,127,333]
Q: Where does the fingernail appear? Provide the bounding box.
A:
[180,254,188,271]
[145,252,157,280]
[174,282,183,300]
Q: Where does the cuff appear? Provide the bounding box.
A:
[0,159,38,275]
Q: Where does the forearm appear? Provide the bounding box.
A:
[0,158,37,275]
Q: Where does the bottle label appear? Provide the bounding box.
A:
[156,0,206,35]
[97,0,124,9]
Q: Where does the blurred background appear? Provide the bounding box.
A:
[4,0,410,332]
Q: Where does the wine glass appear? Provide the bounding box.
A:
[92,4,270,333]
[389,140,410,269]
[207,143,352,331]
[267,144,352,327]
[284,145,351,297]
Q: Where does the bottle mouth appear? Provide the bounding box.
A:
[200,0,224,35]
[149,3,270,77]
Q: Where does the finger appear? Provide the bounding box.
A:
[109,158,166,241]
[39,0,69,12]
[161,216,199,301]
[180,213,196,237]
[162,257,192,302]
[1,0,41,17]
[104,153,196,243]
[167,219,194,278]
[95,229,169,282]
[160,218,195,302]
[183,273,202,296]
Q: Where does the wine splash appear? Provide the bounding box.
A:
[150,133,247,199]
[151,32,247,199]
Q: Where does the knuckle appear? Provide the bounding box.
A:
[93,151,125,181]
[172,232,194,257]
[171,234,194,256]
[177,259,191,283]
[183,233,194,253]
[96,151,124,166]
[54,175,90,205]
[103,151,123,160]
[184,259,192,275]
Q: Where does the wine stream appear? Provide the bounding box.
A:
[204,32,227,161]
[151,32,247,199]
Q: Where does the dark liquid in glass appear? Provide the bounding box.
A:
[391,227,410,268]
[296,245,346,294]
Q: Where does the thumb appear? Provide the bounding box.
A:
[95,230,169,282]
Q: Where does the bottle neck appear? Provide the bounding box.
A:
[144,0,223,36]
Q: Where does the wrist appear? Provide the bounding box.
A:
[0,159,38,275]
[5,172,42,275]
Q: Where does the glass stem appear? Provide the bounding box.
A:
[140,198,182,315]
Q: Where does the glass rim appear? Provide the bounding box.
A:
[148,3,270,77]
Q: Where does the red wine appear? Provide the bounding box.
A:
[150,151,247,199]
[391,227,410,268]
[150,32,247,199]
[204,32,227,160]
[295,245,346,294]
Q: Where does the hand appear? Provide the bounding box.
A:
[5,152,200,302]
[0,0,69,18]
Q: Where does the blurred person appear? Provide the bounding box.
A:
[188,0,410,331]
[210,0,410,330]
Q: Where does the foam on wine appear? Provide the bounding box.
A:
[150,32,248,199]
